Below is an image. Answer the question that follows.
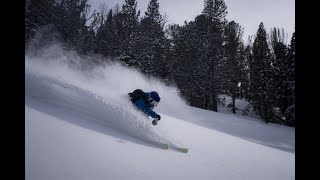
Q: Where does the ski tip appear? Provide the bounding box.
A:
[180,148,188,153]
[176,148,188,153]
[161,144,169,150]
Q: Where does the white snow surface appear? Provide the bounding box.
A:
[25,45,295,180]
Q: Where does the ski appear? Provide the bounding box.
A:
[160,143,188,153]
[175,147,188,153]
[161,143,169,150]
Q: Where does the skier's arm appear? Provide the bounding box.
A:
[133,98,161,120]
[142,107,159,119]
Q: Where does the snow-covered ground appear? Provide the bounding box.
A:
[25,45,295,180]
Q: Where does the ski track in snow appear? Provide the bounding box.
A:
[195,150,252,180]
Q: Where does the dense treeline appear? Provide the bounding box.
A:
[25,0,295,126]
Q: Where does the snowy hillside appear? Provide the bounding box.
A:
[25,45,295,180]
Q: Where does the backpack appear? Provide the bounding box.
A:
[128,89,146,103]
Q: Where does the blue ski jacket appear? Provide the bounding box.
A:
[132,93,159,119]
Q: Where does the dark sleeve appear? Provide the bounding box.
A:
[133,98,158,118]
[142,107,158,119]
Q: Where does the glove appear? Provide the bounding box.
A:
[152,115,161,126]
[152,119,158,126]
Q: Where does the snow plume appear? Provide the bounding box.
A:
[25,33,194,147]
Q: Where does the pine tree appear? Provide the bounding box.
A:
[113,4,126,57]
[222,21,243,113]
[283,31,295,126]
[25,0,55,43]
[130,0,167,77]
[169,21,203,107]
[238,43,250,100]
[168,1,228,111]
[202,0,228,111]
[52,0,92,53]
[269,28,289,122]
[167,24,188,90]
[192,15,212,109]
[246,36,255,101]
[95,9,117,57]
[145,0,162,24]
[251,22,273,122]
[117,0,140,66]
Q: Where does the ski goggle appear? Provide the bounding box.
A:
[148,98,158,107]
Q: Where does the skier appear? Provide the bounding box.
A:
[128,89,161,126]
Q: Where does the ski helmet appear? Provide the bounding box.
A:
[148,91,160,107]
[149,91,161,103]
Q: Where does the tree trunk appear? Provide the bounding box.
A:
[232,92,236,113]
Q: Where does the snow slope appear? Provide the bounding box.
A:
[25,45,295,180]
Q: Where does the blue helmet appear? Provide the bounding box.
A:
[148,91,161,107]
[149,91,161,103]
